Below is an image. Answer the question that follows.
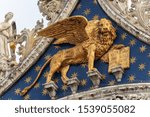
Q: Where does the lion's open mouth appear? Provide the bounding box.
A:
[99,28,110,34]
[101,31,110,35]
[99,29,108,34]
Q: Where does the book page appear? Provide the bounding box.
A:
[108,49,119,73]
[119,47,130,69]
[108,47,130,73]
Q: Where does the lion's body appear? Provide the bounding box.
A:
[21,16,117,95]
[51,38,114,68]
[50,19,115,69]
[48,19,116,84]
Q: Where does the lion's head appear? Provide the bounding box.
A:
[98,18,116,41]
[87,18,116,42]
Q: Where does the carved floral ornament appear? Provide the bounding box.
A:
[98,0,150,44]
[38,0,67,23]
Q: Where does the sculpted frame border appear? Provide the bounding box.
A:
[61,83,150,100]
[0,0,79,96]
[97,0,150,45]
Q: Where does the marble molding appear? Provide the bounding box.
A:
[98,0,150,45]
[60,83,150,100]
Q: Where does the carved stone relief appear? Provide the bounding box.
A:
[60,83,150,100]
[0,12,17,87]
[38,0,68,23]
[98,0,150,45]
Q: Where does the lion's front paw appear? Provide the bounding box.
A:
[61,77,69,85]
[89,67,97,71]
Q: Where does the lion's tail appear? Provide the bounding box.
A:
[20,57,52,96]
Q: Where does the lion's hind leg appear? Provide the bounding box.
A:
[46,57,62,83]
[60,65,70,84]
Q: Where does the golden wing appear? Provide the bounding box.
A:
[38,16,89,45]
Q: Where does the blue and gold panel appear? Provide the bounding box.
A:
[1,0,150,100]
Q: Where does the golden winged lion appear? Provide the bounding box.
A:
[21,16,117,95]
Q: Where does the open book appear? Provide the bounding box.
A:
[108,47,130,73]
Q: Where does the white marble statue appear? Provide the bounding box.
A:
[0,12,15,58]
[0,12,16,83]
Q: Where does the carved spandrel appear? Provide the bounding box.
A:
[110,0,150,31]
[38,0,66,23]
[98,0,150,44]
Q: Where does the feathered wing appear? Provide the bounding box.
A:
[38,16,89,45]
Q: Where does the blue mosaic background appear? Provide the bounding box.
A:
[1,0,150,100]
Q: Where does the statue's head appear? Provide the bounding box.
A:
[5,12,13,21]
